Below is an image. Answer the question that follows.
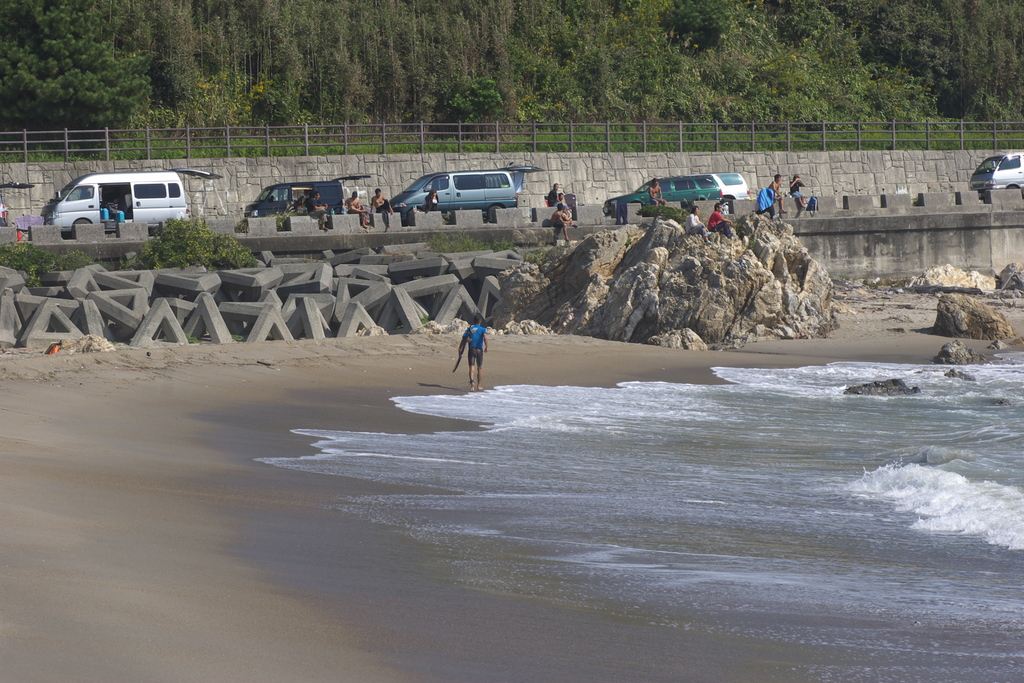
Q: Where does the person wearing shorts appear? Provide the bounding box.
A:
[461,314,489,392]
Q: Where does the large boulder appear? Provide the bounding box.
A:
[933,293,1016,340]
[844,379,921,395]
[492,214,836,346]
[998,262,1024,291]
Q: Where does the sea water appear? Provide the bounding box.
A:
[259,357,1024,680]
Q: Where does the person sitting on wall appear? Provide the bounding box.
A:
[305,191,329,230]
[371,188,394,231]
[345,191,369,227]
[707,202,735,238]
[551,203,573,242]
[546,183,561,207]
[648,178,668,206]
[421,189,440,212]
[790,174,807,215]
[770,174,787,214]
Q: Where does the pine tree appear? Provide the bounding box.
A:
[0,0,150,130]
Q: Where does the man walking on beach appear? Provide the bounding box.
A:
[460,315,489,392]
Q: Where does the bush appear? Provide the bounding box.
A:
[638,204,685,222]
[426,232,515,254]
[53,250,100,272]
[0,242,55,286]
[136,218,257,270]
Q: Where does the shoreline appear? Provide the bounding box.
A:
[1,289,1022,681]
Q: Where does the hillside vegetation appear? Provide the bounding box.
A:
[0,0,1021,130]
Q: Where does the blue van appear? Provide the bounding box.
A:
[390,165,543,224]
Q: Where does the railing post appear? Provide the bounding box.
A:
[265,124,271,156]
[105,127,110,161]
[785,121,790,152]
[533,120,538,153]
[22,129,27,163]
[891,120,896,150]
[419,121,424,154]
[677,120,683,152]
[714,122,719,153]
[186,126,191,159]
[225,126,231,158]
[458,121,462,154]
[304,124,309,156]
[642,121,647,153]
[344,122,349,155]
[495,120,500,153]
[64,128,69,162]
[569,121,574,153]
[382,122,387,154]
[821,121,826,152]
[750,121,755,152]
[959,119,964,151]
[925,120,931,150]
[607,121,611,153]
[146,127,152,160]
[857,121,862,151]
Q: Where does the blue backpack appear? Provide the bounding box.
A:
[806,196,818,213]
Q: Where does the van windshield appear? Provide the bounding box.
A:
[403,175,434,193]
[632,181,653,193]
[53,181,78,200]
[974,156,1003,175]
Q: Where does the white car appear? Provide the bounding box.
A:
[711,173,752,202]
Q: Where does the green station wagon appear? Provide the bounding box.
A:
[603,174,723,214]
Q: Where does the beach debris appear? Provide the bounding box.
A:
[933,293,1016,340]
[491,213,836,346]
[998,262,1024,291]
[932,339,987,365]
[356,325,387,337]
[844,379,921,395]
[909,265,995,291]
[54,335,116,354]
[410,320,468,335]
[944,369,977,381]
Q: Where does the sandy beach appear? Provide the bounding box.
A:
[2,284,1022,682]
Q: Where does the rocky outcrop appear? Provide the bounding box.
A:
[844,379,921,395]
[944,369,976,381]
[933,293,1016,340]
[492,214,836,347]
[910,265,995,290]
[933,339,987,365]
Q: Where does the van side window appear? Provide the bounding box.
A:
[484,173,510,189]
[674,179,696,191]
[454,174,485,190]
[134,183,167,199]
[428,176,450,191]
[168,184,182,198]
[999,157,1021,171]
[66,186,94,202]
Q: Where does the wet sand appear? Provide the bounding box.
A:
[1,287,1021,681]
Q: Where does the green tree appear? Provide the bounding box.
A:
[0,0,150,130]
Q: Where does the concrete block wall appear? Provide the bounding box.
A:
[0,149,994,223]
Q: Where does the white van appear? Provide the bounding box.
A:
[41,168,221,229]
[970,153,1024,193]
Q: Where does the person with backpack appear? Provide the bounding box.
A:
[458,315,489,392]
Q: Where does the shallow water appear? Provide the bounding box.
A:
[259,356,1024,681]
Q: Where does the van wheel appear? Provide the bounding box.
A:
[1008,185,1020,190]
[73,218,92,226]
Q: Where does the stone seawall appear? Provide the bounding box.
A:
[0,149,993,220]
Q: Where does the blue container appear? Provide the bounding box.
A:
[115,211,125,223]
[100,208,110,220]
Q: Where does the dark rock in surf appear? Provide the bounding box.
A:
[944,369,976,381]
[843,379,921,396]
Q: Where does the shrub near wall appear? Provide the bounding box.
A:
[131,218,257,270]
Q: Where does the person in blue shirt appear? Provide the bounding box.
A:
[460,314,489,392]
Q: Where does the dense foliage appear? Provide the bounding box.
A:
[134,218,258,270]
[1,0,1022,129]
[0,243,98,286]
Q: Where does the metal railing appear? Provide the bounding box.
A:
[1,121,1023,162]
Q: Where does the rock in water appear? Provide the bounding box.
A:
[844,379,921,395]
[493,214,836,345]
[944,369,976,381]
[933,293,1016,340]
[933,339,987,365]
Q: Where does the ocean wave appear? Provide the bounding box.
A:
[849,463,1024,550]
